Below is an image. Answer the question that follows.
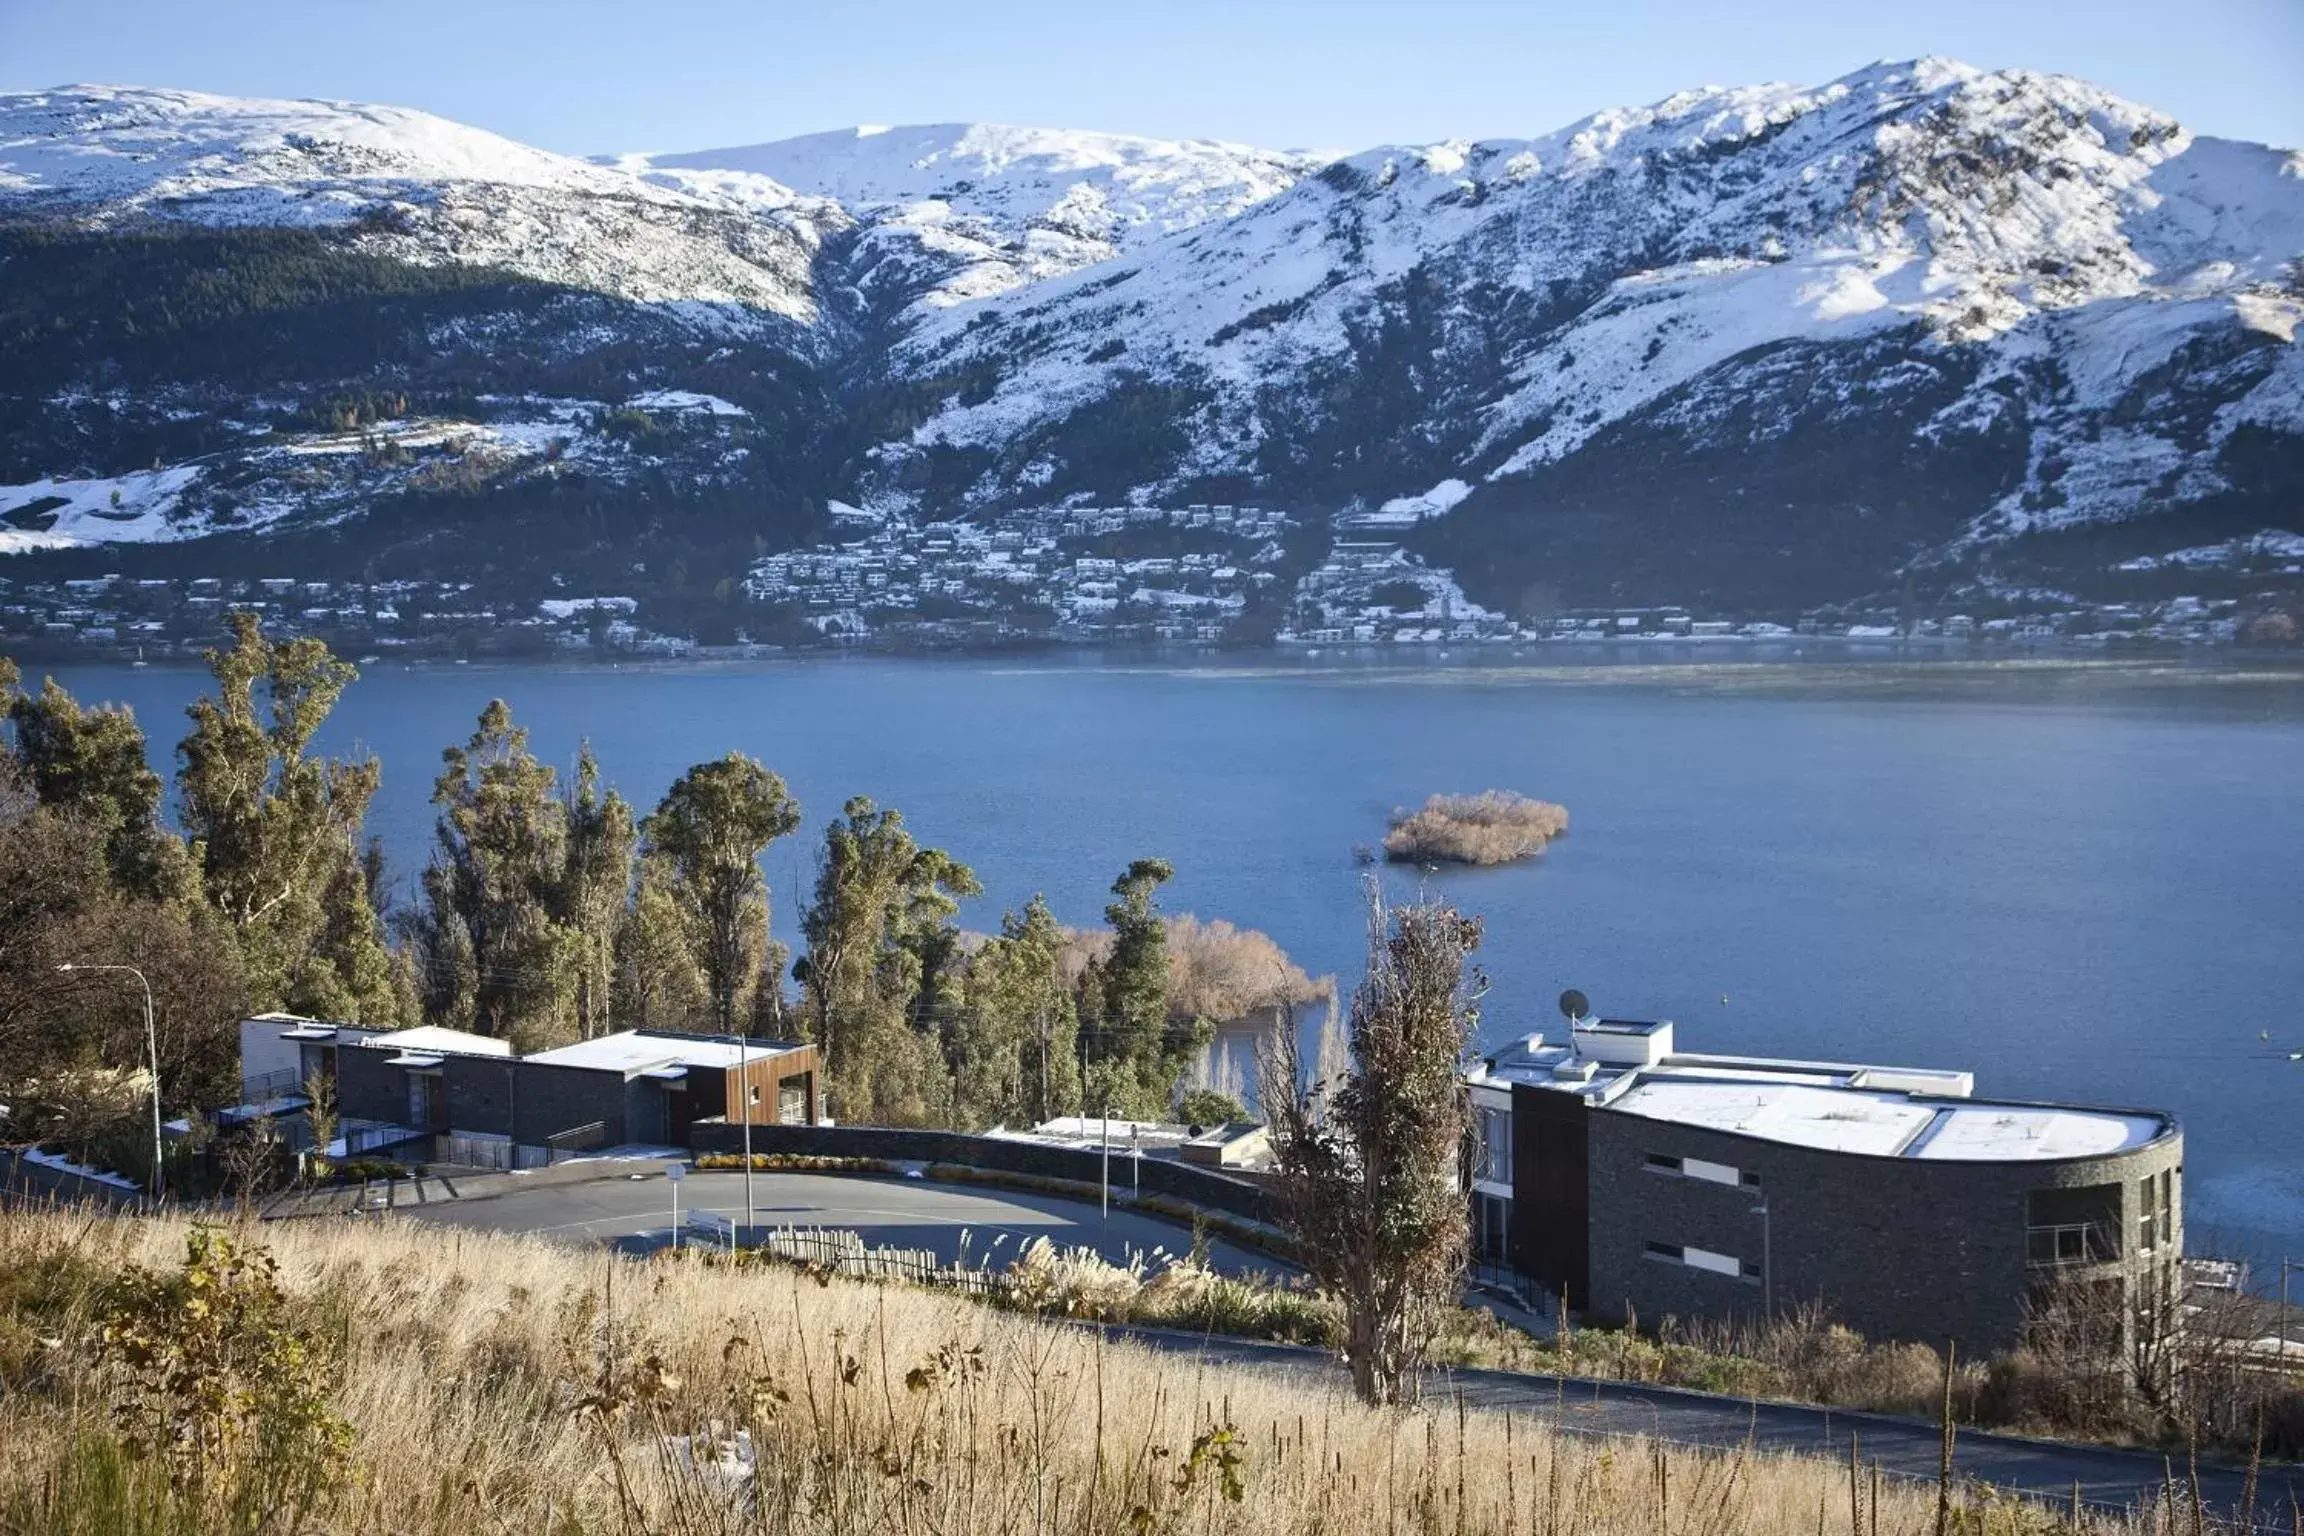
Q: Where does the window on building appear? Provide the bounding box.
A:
[2027,1184,2123,1267]
[1645,1152,1758,1191]
[1476,1107,1511,1184]
[2138,1176,2157,1252]
[1476,1194,1511,1263]
[1645,1240,1751,1281]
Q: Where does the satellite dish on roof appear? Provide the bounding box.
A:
[1559,989,1589,1024]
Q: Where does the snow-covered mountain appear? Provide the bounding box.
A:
[609,123,1327,311]
[0,85,825,314]
[0,63,2297,629]
[880,58,2303,610]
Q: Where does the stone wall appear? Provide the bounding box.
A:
[1579,1102,2184,1351]
[686,1121,1277,1224]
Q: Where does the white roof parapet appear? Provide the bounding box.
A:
[360,1024,513,1059]
[1470,1022,2165,1164]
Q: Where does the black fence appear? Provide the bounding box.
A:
[686,1121,1277,1224]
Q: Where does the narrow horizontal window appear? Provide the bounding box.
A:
[1645,1241,1683,1261]
[1645,1154,1683,1174]
[1683,1157,1743,1187]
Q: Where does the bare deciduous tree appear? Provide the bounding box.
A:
[1259,882,1484,1405]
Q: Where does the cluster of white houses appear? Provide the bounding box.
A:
[227,1007,2183,1351]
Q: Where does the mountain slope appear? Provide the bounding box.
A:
[0,65,2296,639]
[611,123,1326,312]
[0,85,830,314]
[874,59,2304,612]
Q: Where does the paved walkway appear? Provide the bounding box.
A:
[1109,1327,2298,1527]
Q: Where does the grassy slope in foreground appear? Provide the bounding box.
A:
[0,1206,2131,1536]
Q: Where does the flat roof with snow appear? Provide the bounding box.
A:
[1472,1024,2173,1164]
[520,1030,806,1077]
[360,1025,513,1059]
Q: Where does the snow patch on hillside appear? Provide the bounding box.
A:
[0,464,203,551]
[619,122,1327,309]
[0,85,825,315]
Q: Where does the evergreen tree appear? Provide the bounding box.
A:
[612,855,706,1032]
[641,753,800,1036]
[5,672,180,899]
[1079,858,1211,1118]
[413,700,576,1048]
[555,743,636,1040]
[176,612,398,1022]
[951,895,1078,1128]
[796,796,979,1124]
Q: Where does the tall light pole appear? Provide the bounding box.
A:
[56,963,162,1202]
[2281,1257,2296,1368]
[737,1033,755,1239]
[1751,1199,1773,1320]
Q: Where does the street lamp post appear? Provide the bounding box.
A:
[56,963,162,1201]
[737,1033,756,1240]
[2281,1256,2297,1367]
[1751,1199,1773,1320]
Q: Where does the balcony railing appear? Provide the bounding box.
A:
[2027,1221,2121,1267]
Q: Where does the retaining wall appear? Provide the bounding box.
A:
[685,1121,1276,1223]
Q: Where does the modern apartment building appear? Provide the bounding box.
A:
[1466,1018,2182,1350]
[235,1014,821,1169]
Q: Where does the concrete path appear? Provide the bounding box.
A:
[1110,1327,2298,1528]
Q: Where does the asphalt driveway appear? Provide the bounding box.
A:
[406,1168,1287,1276]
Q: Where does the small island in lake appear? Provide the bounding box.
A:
[1383,791,1570,867]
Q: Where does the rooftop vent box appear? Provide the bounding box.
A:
[1571,1018,1673,1068]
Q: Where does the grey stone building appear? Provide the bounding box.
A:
[1467,1019,2181,1352]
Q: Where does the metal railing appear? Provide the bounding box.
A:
[2027,1221,2121,1267]
[546,1121,610,1163]
[438,1134,540,1172]
[238,1068,306,1108]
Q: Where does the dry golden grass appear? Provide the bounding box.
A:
[1384,791,1570,867]
[0,1205,2161,1535]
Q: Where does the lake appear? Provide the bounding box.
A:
[38,651,2304,1265]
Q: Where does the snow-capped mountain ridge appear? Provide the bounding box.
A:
[870,57,2300,612]
[0,63,2296,625]
[0,84,827,316]
[612,121,1328,310]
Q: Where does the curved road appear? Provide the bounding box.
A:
[400,1167,2293,1527]
[406,1168,1288,1276]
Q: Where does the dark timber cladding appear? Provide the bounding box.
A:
[1510,1082,1590,1303]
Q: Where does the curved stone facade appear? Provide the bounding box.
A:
[1574,1099,2183,1351]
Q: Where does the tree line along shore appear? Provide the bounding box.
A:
[1,613,1331,1183]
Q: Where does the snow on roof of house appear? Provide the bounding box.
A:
[360,1025,512,1059]
[1610,1078,1941,1157]
[1907,1104,2163,1161]
[520,1030,803,1076]
[1472,1025,2172,1163]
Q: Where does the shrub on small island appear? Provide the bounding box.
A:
[1383,791,1569,867]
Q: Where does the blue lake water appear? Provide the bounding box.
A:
[42,652,2304,1265]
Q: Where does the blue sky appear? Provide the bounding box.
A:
[4,0,2297,155]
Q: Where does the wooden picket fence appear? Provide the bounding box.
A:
[746,1224,1012,1298]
